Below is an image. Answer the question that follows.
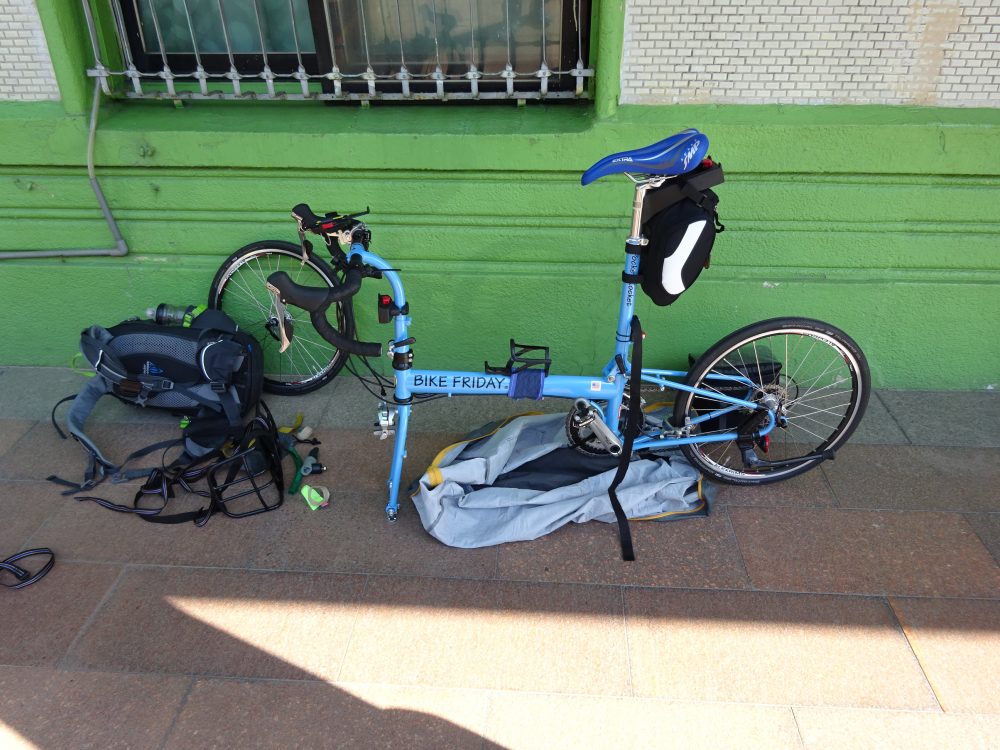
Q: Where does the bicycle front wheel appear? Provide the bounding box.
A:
[208,241,350,395]
[673,317,870,484]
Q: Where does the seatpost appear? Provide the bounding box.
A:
[625,174,667,245]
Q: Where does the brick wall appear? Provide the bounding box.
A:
[621,0,1000,107]
[0,0,58,101]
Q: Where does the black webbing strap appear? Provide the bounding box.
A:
[75,449,222,526]
[1,548,55,590]
[50,394,75,440]
[47,436,184,496]
[606,316,642,562]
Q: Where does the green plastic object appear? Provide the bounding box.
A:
[300,484,329,510]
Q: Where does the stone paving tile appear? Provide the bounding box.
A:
[496,509,750,589]
[308,427,464,495]
[0,666,191,750]
[258,389,341,431]
[163,678,492,750]
[0,420,180,482]
[483,693,801,750]
[824,444,1000,512]
[33,480,282,569]
[890,597,1000,714]
[0,419,34,459]
[965,513,1000,564]
[878,390,1000,448]
[253,489,498,579]
[729,507,1000,597]
[848,392,911,445]
[794,706,1000,750]
[0,480,64,553]
[0,562,121,667]
[339,576,630,695]
[715,468,837,508]
[0,367,84,420]
[625,588,938,709]
[65,567,367,680]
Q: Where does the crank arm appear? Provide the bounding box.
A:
[265,281,293,353]
[573,399,623,456]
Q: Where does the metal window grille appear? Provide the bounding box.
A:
[84,0,593,101]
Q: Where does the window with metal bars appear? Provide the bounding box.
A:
[97,0,593,100]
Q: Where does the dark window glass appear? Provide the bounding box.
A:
[116,0,591,96]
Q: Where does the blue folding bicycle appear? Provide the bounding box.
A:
[209,129,871,522]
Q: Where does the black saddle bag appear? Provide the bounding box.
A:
[637,161,725,307]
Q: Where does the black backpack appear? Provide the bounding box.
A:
[50,309,282,525]
[78,308,262,425]
[637,161,725,307]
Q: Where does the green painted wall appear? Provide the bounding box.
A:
[1,1,998,390]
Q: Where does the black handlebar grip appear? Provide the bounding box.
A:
[268,269,365,310]
[267,268,381,357]
[323,268,364,303]
[267,271,332,313]
[310,309,383,358]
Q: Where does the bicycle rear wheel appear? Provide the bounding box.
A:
[208,241,350,395]
[673,317,870,484]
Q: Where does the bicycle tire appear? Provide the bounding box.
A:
[208,240,350,395]
[673,317,870,485]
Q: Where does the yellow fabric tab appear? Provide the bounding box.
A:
[278,412,304,433]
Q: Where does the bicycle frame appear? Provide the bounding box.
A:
[343,173,776,519]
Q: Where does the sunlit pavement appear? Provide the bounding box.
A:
[1,367,998,749]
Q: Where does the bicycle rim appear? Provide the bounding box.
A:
[677,325,867,483]
[213,247,345,392]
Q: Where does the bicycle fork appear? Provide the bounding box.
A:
[380,402,410,522]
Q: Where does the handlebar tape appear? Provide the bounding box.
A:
[267,270,383,358]
[310,309,382,358]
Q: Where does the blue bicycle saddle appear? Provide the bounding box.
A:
[580,129,710,186]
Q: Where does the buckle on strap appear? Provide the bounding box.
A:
[116,379,144,397]
[209,381,227,393]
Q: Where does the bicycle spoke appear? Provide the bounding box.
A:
[678,324,866,482]
[787,401,851,420]
[214,248,345,391]
[776,424,827,443]
[224,273,271,317]
[785,378,852,408]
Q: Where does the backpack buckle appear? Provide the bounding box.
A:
[116,379,144,398]
[209,381,227,393]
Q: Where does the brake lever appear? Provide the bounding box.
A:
[295,225,313,264]
[265,282,293,353]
